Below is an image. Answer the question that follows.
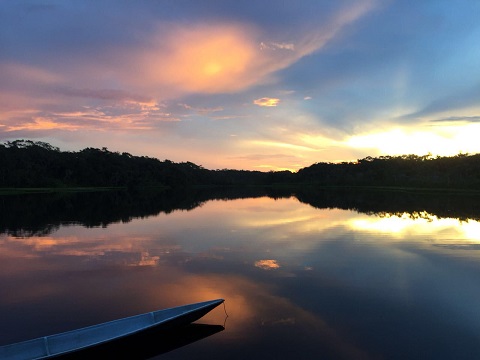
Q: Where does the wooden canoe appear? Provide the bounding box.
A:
[0,299,224,360]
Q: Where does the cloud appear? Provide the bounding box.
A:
[257,0,376,73]
[179,103,224,115]
[255,259,280,270]
[430,116,480,123]
[0,1,376,117]
[231,153,299,161]
[1,101,178,135]
[122,23,259,95]
[60,88,156,106]
[63,1,375,97]
[260,42,295,51]
[254,97,280,107]
[0,1,381,170]
[403,84,480,121]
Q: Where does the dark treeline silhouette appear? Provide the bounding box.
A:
[0,140,285,188]
[297,154,480,189]
[1,187,480,238]
[1,139,480,189]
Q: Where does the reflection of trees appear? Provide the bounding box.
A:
[1,187,480,237]
[293,187,480,222]
[372,211,438,222]
[0,187,293,237]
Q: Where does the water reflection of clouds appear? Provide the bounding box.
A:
[4,235,85,251]
[3,199,480,271]
[348,212,480,242]
[3,197,480,357]
[0,232,178,267]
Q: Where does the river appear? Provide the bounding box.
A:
[1,188,480,359]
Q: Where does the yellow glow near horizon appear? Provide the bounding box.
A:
[250,140,317,152]
[346,123,480,157]
[254,164,299,172]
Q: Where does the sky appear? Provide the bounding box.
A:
[1,0,480,171]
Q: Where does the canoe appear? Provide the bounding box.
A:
[0,299,224,360]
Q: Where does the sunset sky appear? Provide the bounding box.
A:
[1,0,480,171]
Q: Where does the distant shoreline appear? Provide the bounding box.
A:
[2,140,480,190]
[2,184,480,196]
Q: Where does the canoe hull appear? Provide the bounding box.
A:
[0,299,224,360]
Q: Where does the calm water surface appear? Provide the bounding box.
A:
[1,193,480,359]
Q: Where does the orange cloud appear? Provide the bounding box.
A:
[254,259,280,270]
[130,24,258,94]
[0,2,375,117]
[254,97,280,107]
[6,117,81,132]
[122,2,375,97]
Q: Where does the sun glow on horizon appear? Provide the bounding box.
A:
[346,123,480,157]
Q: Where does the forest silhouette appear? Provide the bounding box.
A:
[1,139,480,190]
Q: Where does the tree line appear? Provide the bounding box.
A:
[297,153,480,189]
[0,139,284,188]
[1,139,480,189]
